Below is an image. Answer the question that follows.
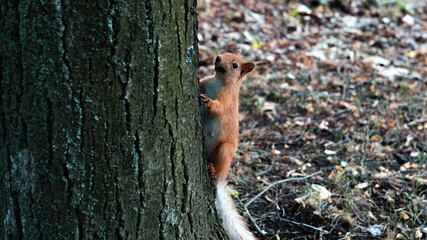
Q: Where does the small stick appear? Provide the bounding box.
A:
[254,157,275,177]
[277,215,329,234]
[416,142,426,152]
[236,195,266,237]
[245,171,322,207]
[254,165,272,177]
[317,108,352,121]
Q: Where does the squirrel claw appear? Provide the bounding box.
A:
[199,94,211,105]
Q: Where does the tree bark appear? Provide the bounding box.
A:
[1,0,227,239]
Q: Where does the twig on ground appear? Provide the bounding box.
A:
[317,108,352,121]
[277,215,330,234]
[254,165,272,177]
[254,157,275,177]
[416,142,427,153]
[337,233,372,240]
[236,195,266,237]
[279,125,308,146]
[245,171,322,207]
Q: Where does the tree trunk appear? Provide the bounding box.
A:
[1,0,227,239]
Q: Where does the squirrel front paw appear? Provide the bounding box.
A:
[199,94,211,107]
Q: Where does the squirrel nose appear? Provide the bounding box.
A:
[216,56,222,62]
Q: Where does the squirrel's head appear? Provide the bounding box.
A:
[214,49,256,83]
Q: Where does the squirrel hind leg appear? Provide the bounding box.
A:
[209,142,236,183]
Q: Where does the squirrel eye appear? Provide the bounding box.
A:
[232,63,238,69]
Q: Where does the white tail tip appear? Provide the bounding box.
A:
[215,180,257,240]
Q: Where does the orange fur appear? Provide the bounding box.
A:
[200,51,258,240]
[200,51,256,182]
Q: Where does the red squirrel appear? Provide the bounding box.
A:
[200,49,257,240]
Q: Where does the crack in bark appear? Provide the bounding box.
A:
[145,1,158,122]
[159,102,169,239]
[102,105,112,238]
[158,165,167,240]
[7,155,23,239]
[62,150,73,212]
[0,44,6,159]
[11,189,23,239]
[77,2,87,205]
[172,0,183,89]
[134,131,143,236]
[184,0,189,43]
[59,0,72,84]
[123,91,131,131]
[114,167,125,240]
[47,98,54,167]
[180,143,190,208]
[153,39,160,122]
[76,207,84,239]
[4,2,27,237]
[123,48,131,133]
[192,0,198,60]
[180,143,194,236]
[168,122,176,192]
[188,194,195,238]
[106,1,129,238]
[58,2,77,228]
[17,1,27,147]
[77,69,85,239]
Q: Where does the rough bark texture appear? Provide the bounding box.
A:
[1,0,227,239]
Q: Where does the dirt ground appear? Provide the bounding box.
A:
[197,0,427,239]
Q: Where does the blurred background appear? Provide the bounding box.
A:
[197,0,427,239]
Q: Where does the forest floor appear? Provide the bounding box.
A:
[197,0,427,239]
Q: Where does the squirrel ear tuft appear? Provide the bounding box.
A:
[240,62,256,76]
[234,49,242,55]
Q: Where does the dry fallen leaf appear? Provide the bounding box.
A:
[325,149,337,155]
[370,134,383,142]
[388,102,398,110]
[319,120,329,130]
[355,182,369,189]
[271,149,281,155]
[295,184,332,208]
[335,165,344,171]
[400,212,410,220]
[403,162,418,169]
[366,224,383,236]
[363,191,370,198]
[415,230,422,238]
[312,184,332,202]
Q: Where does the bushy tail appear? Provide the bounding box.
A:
[215,180,257,240]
